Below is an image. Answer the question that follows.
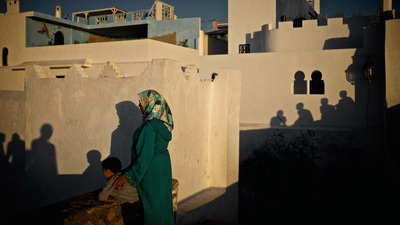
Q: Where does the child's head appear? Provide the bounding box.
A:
[102,157,121,179]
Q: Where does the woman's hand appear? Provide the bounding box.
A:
[112,174,128,190]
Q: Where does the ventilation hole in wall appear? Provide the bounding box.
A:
[51,67,69,78]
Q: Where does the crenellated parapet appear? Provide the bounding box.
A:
[247,15,370,53]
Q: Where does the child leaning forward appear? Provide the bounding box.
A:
[98,157,139,204]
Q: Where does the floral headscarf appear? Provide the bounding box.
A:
[138,90,174,131]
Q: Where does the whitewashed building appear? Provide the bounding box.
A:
[1,0,399,223]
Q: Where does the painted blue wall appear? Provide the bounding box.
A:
[26,13,90,47]
[26,12,200,50]
[148,17,200,49]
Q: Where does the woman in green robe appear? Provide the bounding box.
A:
[113,90,174,225]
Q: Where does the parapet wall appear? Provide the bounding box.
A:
[246,16,370,53]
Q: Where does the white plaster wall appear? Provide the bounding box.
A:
[0,15,199,89]
[200,48,382,128]
[0,12,241,217]
[0,12,33,67]
[18,39,199,66]
[0,91,25,165]
[385,19,400,108]
[267,18,350,52]
[0,56,241,217]
[228,0,276,54]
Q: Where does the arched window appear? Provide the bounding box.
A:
[2,48,8,66]
[293,71,307,94]
[310,70,325,94]
[54,31,64,45]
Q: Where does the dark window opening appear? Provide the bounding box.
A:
[2,48,8,66]
[293,71,307,94]
[239,44,250,54]
[310,70,325,94]
[54,31,64,45]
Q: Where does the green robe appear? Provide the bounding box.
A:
[124,119,174,225]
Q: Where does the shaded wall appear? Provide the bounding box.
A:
[200,32,389,223]
[276,0,318,27]
[239,126,392,223]
[385,19,400,180]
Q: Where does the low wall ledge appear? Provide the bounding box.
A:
[9,178,179,225]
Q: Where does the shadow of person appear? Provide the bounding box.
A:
[270,110,287,127]
[318,98,336,125]
[30,124,58,178]
[110,101,142,168]
[1,133,26,210]
[0,133,6,170]
[6,133,26,177]
[335,90,356,125]
[293,103,314,127]
[82,150,105,192]
[27,124,58,206]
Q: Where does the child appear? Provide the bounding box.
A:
[98,157,139,204]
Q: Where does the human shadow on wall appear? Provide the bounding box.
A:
[2,133,26,198]
[81,150,106,193]
[0,133,26,177]
[293,102,314,126]
[2,117,141,218]
[335,90,356,125]
[27,124,59,207]
[6,133,26,177]
[110,101,142,168]
[317,98,336,125]
[270,110,287,127]
[270,91,357,128]
[315,92,357,127]
[0,133,7,171]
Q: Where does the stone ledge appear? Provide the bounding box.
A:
[176,187,226,225]
[8,179,179,225]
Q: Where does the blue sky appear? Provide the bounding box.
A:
[0,0,398,20]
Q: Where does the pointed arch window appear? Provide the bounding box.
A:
[2,48,8,66]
